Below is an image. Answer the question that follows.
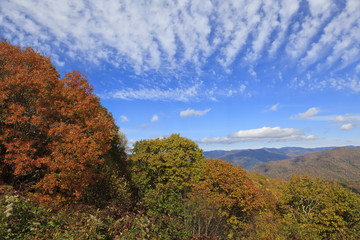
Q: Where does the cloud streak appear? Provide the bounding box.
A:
[200,126,316,144]
[151,115,159,122]
[180,108,211,118]
[120,115,129,122]
[265,103,280,112]
[108,84,201,102]
[340,123,357,130]
[291,107,320,119]
[334,114,356,123]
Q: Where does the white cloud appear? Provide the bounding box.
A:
[271,103,280,111]
[216,1,262,67]
[301,0,360,70]
[340,123,357,130]
[286,0,335,60]
[295,75,360,93]
[127,139,137,145]
[356,64,360,73]
[151,115,159,122]
[180,108,211,118]
[304,113,360,122]
[109,84,200,102]
[269,0,300,56]
[291,107,320,119]
[266,103,280,112]
[239,84,247,94]
[334,114,354,123]
[302,135,317,140]
[120,115,129,122]
[200,126,316,144]
[245,0,281,63]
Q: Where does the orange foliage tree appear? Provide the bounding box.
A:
[188,159,266,237]
[0,41,124,205]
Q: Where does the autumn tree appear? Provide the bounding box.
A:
[129,134,205,216]
[278,175,360,239]
[0,40,129,205]
[188,159,268,238]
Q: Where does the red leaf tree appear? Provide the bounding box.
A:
[0,41,125,205]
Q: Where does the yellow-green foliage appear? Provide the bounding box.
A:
[129,134,205,216]
[278,175,360,239]
[0,189,109,239]
[246,171,287,199]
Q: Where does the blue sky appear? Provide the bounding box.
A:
[1,0,360,150]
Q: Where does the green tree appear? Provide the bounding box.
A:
[279,175,360,239]
[129,134,205,216]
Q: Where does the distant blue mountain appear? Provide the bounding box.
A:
[203,146,358,170]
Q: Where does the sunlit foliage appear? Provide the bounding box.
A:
[129,133,205,216]
[279,175,360,239]
[0,41,128,205]
[188,159,270,238]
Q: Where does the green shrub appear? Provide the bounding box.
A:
[0,192,49,239]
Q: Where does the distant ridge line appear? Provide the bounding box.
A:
[203,146,359,170]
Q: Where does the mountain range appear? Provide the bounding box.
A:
[205,146,360,193]
[203,146,339,170]
[250,147,360,181]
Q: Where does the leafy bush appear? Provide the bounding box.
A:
[0,189,112,239]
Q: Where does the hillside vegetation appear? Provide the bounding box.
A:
[251,147,360,181]
[204,147,337,170]
[246,172,287,199]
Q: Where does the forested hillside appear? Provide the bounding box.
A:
[1,42,360,239]
[251,147,360,181]
[203,146,339,170]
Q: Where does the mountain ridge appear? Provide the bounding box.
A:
[203,146,358,170]
[250,147,360,181]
